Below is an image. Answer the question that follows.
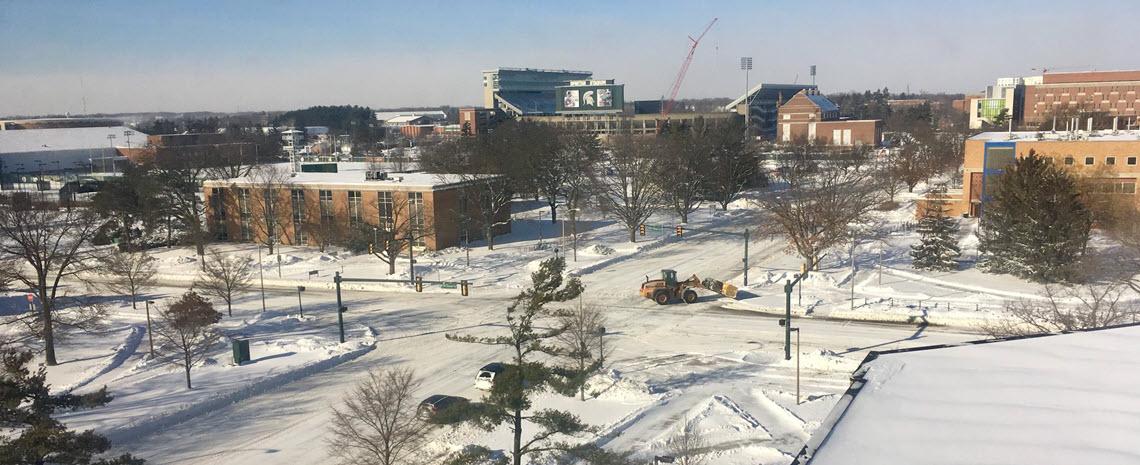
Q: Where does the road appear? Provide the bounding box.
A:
[120,227,980,464]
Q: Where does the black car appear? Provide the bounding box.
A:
[417,394,469,423]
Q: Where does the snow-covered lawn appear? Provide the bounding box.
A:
[5,185,1132,464]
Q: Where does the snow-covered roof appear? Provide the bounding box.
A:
[796,324,1140,465]
[0,126,145,153]
[723,83,819,110]
[203,162,494,191]
[969,130,1140,142]
[806,94,840,113]
[374,111,447,122]
[383,115,431,125]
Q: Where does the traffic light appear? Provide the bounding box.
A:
[639,223,646,236]
[368,242,374,254]
[675,225,683,237]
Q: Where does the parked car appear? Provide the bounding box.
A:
[474,362,508,391]
[417,394,469,423]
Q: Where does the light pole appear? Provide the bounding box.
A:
[850,232,856,311]
[568,207,581,262]
[144,300,156,357]
[740,56,753,140]
[257,244,267,312]
[105,134,116,173]
[296,286,305,317]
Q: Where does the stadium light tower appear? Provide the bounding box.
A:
[740,57,753,139]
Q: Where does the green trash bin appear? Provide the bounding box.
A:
[232,339,251,365]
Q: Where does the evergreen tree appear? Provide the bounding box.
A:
[910,187,961,271]
[0,350,144,465]
[977,151,1092,282]
[446,257,617,465]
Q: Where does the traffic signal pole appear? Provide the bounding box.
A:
[334,272,345,343]
[668,224,752,286]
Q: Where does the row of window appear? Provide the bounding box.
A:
[217,188,427,247]
[1061,156,1139,166]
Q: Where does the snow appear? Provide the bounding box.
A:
[805,325,1140,465]
[4,184,1133,464]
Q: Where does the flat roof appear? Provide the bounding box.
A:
[969,130,1140,142]
[203,163,492,191]
[0,126,146,153]
[798,324,1140,465]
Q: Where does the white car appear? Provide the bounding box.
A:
[474,362,507,391]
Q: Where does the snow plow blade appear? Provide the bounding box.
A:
[701,278,739,299]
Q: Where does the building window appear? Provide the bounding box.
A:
[291,189,306,243]
[237,188,252,241]
[348,191,362,226]
[1106,157,1116,166]
[319,190,333,222]
[1064,157,1074,165]
[211,188,227,240]
[408,192,425,247]
[1128,157,1138,166]
[377,191,394,228]
[1084,157,1095,166]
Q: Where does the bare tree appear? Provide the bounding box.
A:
[982,281,1139,338]
[327,368,432,465]
[98,249,157,309]
[555,303,609,401]
[666,421,708,465]
[242,164,293,254]
[755,147,882,264]
[707,121,758,211]
[153,291,222,389]
[351,193,434,275]
[194,250,254,317]
[657,129,709,223]
[597,136,662,243]
[0,203,104,366]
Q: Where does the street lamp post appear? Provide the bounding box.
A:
[296,286,305,317]
[741,56,753,139]
[144,300,156,357]
[257,244,267,312]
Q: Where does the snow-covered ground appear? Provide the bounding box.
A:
[4,188,1132,464]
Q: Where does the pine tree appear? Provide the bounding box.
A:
[911,187,961,271]
[0,350,144,465]
[977,150,1092,282]
[445,257,618,465]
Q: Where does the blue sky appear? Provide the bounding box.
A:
[1,0,1137,115]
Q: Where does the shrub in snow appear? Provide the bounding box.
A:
[590,244,616,256]
[976,151,1091,282]
[910,187,961,271]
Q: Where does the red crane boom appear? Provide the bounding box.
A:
[662,17,718,118]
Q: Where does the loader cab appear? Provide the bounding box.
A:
[661,269,678,287]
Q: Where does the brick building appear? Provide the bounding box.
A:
[1022,70,1140,127]
[776,89,881,146]
[928,130,1140,218]
[202,163,509,251]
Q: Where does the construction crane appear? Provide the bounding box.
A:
[661,17,718,118]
